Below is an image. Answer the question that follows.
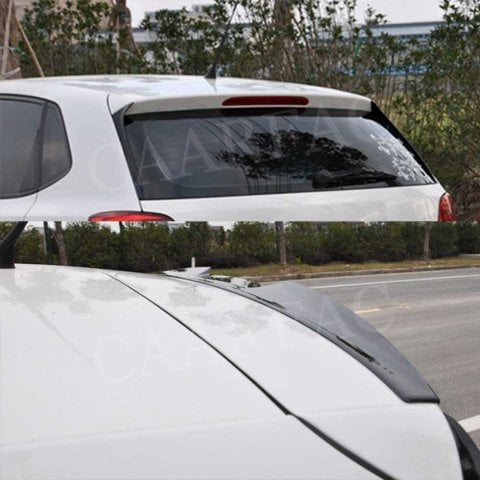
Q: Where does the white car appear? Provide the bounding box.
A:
[1,259,479,479]
[0,75,455,222]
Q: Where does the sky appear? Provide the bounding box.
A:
[128,0,445,27]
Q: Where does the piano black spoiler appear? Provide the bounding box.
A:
[248,281,439,403]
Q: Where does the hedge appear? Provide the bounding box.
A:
[1,222,479,272]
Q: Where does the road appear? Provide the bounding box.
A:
[295,267,480,448]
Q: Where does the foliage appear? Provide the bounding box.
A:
[121,222,170,272]
[0,0,22,79]
[2,222,479,270]
[430,223,459,258]
[63,222,121,269]
[361,223,407,262]
[141,4,251,76]
[16,228,47,264]
[400,223,425,259]
[394,0,480,218]
[286,222,327,264]
[321,223,365,263]
[142,0,397,98]
[168,222,212,267]
[20,0,145,76]
[456,222,480,253]
[0,223,46,264]
[228,222,277,265]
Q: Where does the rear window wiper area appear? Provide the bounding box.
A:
[311,169,399,189]
[119,107,434,201]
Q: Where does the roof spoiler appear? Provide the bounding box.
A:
[163,266,259,288]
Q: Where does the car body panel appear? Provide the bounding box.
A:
[0,266,280,446]
[0,76,446,221]
[111,270,403,413]
[0,264,378,479]
[140,183,444,222]
[0,417,378,480]
[0,265,463,479]
[308,406,462,480]
[110,270,462,479]
[0,194,37,220]
[0,80,141,220]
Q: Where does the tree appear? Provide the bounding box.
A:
[53,221,68,265]
[275,221,287,265]
[395,0,480,219]
[228,222,276,265]
[20,0,144,77]
[286,222,327,264]
[64,222,122,268]
[0,223,46,264]
[142,4,249,76]
[423,223,432,262]
[122,222,170,271]
[1,0,21,79]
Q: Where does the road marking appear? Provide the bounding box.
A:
[459,415,480,433]
[354,308,382,314]
[310,273,480,290]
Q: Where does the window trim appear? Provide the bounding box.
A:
[0,94,73,199]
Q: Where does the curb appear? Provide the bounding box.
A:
[246,264,480,283]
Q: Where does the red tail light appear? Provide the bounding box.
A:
[222,96,309,107]
[88,211,174,222]
[438,193,456,222]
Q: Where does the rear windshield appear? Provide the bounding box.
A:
[122,107,435,200]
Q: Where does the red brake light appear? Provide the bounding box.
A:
[222,96,309,107]
[438,193,456,222]
[88,211,174,222]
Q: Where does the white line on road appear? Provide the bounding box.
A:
[354,308,382,314]
[310,274,480,290]
[459,415,480,433]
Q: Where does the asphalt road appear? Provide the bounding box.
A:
[295,267,480,448]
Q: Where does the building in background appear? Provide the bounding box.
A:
[133,3,443,47]
[369,21,443,44]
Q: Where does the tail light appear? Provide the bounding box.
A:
[438,193,456,222]
[222,96,309,107]
[88,211,174,222]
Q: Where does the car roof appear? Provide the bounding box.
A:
[1,264,400,442]
[0,264,461,480]
[0,264,281,445]
[0,75,372,114]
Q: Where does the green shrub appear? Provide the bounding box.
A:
[286,222,327,264]
[400,223,425,259]
[456,222,480,253]
[430,223,459,258]
[362,223,407,262]
[168,222,214,269]
[64,223,122,269]
[323,224,368,263]
[122,223,170,272]
[228,222,276,266]
[0,223,46,264]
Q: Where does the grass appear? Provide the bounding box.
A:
[210,256,480,278]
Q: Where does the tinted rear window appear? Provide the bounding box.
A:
[123,108,434,200]
[0,97,71,199]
